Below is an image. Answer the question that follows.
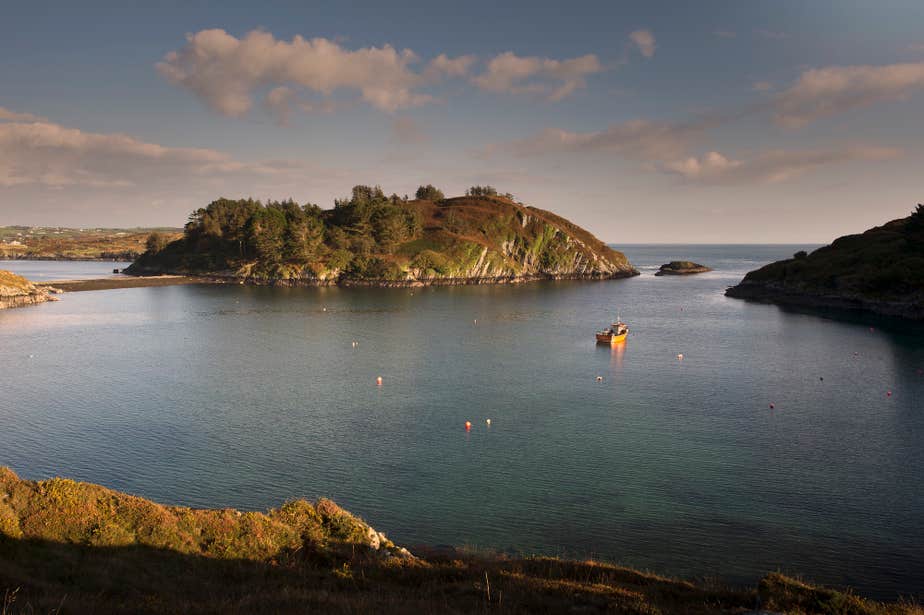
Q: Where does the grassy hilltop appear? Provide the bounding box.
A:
[126,184,637,285]
[727,205,924,319]
[1,467,919,614]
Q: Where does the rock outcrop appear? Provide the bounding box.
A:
[654,261,712,276]
[726,206,924,320]
[0,270,52,309]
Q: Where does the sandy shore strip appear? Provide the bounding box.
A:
[38,275,210,292]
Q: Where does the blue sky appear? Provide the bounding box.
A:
[2,0,924,241]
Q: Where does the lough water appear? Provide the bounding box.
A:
[2,246,923,600]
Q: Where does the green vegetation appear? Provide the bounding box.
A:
[727,205,924,318]
[1,468,918,614]
[126,185,637,284]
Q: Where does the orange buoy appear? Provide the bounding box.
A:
[465,421,472,430]
[376,376,383,386]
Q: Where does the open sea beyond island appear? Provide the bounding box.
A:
[2,244,923,600]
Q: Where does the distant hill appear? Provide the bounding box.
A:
[726,205,924,319]
[0,226,183,261]
[126,186,638,285]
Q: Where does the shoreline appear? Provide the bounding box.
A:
[125,269,640,289]
[725,282,924,321]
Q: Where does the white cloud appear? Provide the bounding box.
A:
[157,29,463,115]
[425,53,477,79]
[775,61,924,127]
[0,107,46,123]
[472,52,603,101]
[629,30,656,58]
[663,146,901,184]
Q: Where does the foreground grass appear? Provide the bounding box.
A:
[0,468,919,614]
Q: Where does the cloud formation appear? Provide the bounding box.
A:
[775,61,924,126]
[0,119,332,189]
[486,112,900,186]
[663,146,901,184]
[471,52,603,101]
[158,29,478,116]
[496,119,699,161]
[629,30,656,58]
[0,107,46,123]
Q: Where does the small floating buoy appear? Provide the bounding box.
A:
[677,353,684,360]
[465,421,472,431]
[473,319,477,325]
[486,419,491,426]
[28,354,34,359]
[887,391,892,397]
[376,376,383,386]
[351,340,357,348]
[819,377,824,381]
[323,307,327,312]
[769,403,775,409]
[595,376,604,382]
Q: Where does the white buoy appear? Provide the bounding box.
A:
[486,419,491,426]
[351,341,357,348]
[595,376,604,382]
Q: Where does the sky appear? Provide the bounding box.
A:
[2,0,924,243]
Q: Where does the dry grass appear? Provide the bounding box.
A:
[0,468,919,614]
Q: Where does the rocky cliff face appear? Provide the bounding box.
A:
[0,270,52,309]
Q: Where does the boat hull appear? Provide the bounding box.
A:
[596,332,627,343]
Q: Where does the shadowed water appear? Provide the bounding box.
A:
[2,246,923,600]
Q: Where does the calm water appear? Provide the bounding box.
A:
[2,246,923,599]
[0,259,131,281]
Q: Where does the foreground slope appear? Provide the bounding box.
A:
[126,189,637,285]
[0,468,919,613]
[727,205,924,319]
